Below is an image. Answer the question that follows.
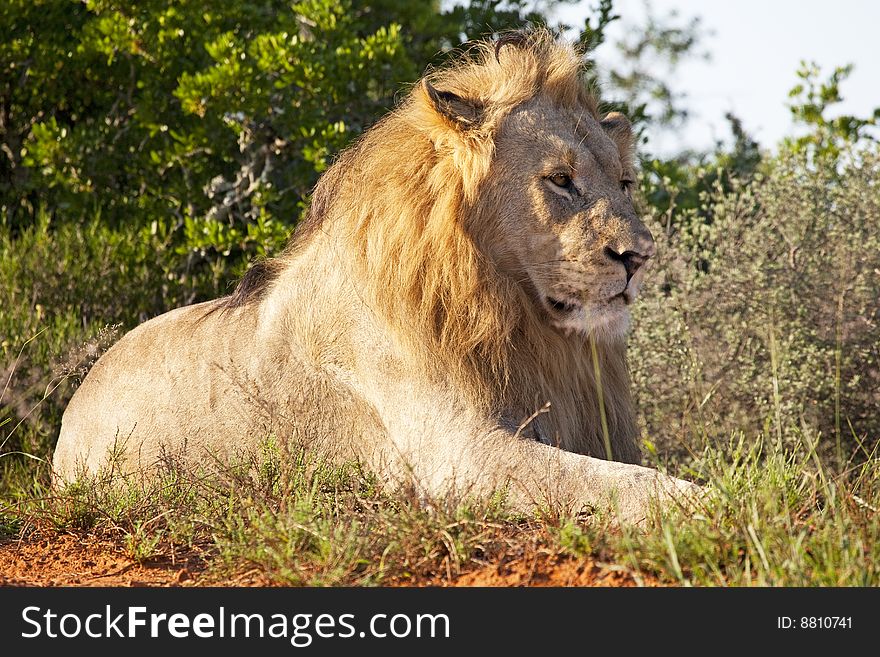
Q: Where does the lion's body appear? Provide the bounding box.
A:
[54,31,696,523]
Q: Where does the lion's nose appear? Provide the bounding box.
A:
[604,247,649,282]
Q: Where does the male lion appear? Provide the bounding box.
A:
[53,31,698,523]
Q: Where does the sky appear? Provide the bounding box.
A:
[555,0,880,155]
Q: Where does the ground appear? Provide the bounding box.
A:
[0,533,655,587]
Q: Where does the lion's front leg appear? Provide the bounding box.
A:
[364,393,700,524]
[462,431,702,524]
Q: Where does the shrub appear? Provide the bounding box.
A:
[0,211,220,487]
[631,145,880,465]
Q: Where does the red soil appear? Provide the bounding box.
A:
[0,534,655,587]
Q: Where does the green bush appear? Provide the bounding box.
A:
[0,211,220,489]
[631,144,880,464]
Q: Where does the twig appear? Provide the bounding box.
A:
[513,402,551,440]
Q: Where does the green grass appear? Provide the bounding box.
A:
[633,437,880,586]
[2,434,878,586]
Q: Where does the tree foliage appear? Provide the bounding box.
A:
[785,61,879,164]
[2,1,609,289]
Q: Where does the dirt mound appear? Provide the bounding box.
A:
[1,535,655,587]
[0,534,270,587]
[403,551,659,587]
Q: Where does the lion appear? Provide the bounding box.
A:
[53,30,698,524]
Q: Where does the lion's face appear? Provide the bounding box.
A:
[487,98,654,339]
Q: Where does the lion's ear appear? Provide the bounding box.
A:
[600,111,635,162]
[600,112,634,146]
[422,80,484,131]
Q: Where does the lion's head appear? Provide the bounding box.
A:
[400,30,654,348]
[481,102,652,339]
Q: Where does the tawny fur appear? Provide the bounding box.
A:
[53,30,698,524]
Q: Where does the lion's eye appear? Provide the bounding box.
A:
[620,179,634,196]
[547,172,572,189]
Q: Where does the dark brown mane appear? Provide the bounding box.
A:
[219,194,331,310]
[222,258,284,309]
